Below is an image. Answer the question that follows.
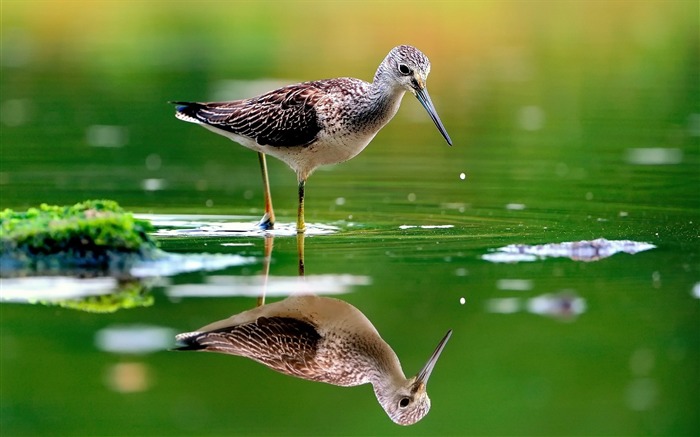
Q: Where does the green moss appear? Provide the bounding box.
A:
[1,200,158,272]
[40,281,155,313]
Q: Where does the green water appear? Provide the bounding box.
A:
[1,1,699,436]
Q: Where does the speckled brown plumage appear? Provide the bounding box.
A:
[172,45,452,232]
[173,83,325,148]
[174,295,452,425]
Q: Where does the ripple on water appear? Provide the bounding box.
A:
[138,214,339,238]
[482,238,656,263]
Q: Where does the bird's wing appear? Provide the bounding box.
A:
[176,316,323,379]
[173,82,326,148]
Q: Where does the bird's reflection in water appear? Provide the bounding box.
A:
[257,235,274,306]
[297,231,305,277]
[175,232,451,425]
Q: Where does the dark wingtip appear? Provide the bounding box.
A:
[171,344,205,352]
[169,101,192,113]
[171,332,206,351]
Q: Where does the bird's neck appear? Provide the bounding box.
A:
[371,368,408,413]
[366,341,407,395]
[355,81,405,132]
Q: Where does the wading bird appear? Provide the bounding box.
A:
[173,45,452,232]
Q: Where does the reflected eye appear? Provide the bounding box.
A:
[399,397,410,408]
[398,64,411,75]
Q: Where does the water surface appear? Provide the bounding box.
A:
[1,1,698,436]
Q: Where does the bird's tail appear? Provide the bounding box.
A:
[172,331,207,351]
[170,101,206,124]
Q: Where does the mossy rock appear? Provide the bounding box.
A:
[1,200,159,274]
[45,280,155,313]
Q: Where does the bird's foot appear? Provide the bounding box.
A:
[258,213,275,231]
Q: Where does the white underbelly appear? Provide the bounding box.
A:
[287,131,378,179]
[201,123,378,180]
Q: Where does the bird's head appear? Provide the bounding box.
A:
[383,45,432,93]
[375,330,452,425]
[379,45,452,145]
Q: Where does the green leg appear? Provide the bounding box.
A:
[296,178,306,234]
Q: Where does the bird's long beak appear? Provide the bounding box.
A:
[415,329,452,388]
[414,87,453,146]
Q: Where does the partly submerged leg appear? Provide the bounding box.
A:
[257,152,275,230]
[257,234,274,307]
[296,178,306,234]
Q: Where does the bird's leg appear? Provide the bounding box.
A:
[296,178,306,275]
[297,231,305,277]
[296,178,306,234]
[257,234,274,307]
[257,152,275,230]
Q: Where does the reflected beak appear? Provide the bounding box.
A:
[414,87,453,146]
[415,330,452,387]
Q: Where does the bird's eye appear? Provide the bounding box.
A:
[399,397,410,408]
[398,64,411,75]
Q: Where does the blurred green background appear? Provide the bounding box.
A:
[1,1,699,436]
